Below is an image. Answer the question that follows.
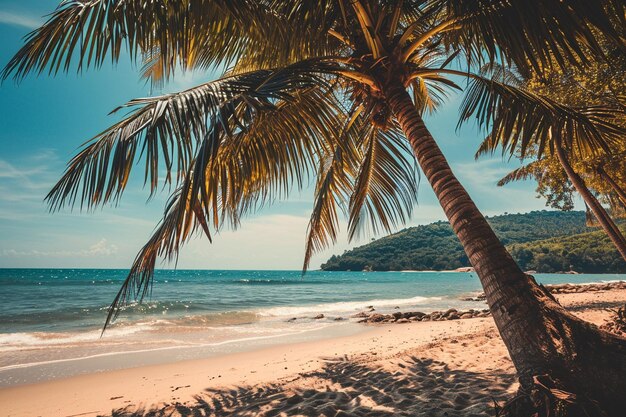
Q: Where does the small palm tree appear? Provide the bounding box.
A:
[475,47,626,262]
[4,1,626,413]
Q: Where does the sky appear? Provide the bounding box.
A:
[0,1,567,270]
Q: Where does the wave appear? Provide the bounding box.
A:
[258,295,441,317]
[133,311,261,328]
[0,323,156,351]
[0,310,265,352]
[0,322,341,372]
[561,279,626,286]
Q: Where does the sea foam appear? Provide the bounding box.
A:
[258,295,441,317]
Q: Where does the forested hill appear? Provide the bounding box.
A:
[321,211,626,273]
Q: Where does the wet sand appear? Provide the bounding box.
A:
[2,289,624,417]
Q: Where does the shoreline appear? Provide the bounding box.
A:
[2,286,624,417]
[0,321,367,387]
[2,280,624,386]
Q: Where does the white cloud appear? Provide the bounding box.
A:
[1,238,118,258]
[454,158,516,188]
[0,11,41,30]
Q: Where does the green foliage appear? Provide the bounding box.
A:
[509,228,626,273]
[321,211,626,273]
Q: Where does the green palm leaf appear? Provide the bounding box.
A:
[439,0,625,76]
[459,67,624,159]
[1,0,317,83]
[302,105,363,272]
[496,160,544,186]
[347,126,419,240]
[46,60,339,211]
[106,86,346,322]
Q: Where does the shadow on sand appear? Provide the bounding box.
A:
[108,356,515,417]
[564,299,624,312]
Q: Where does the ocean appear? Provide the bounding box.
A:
[1,268,624,386]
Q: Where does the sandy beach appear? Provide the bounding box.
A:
[2,288,624,417]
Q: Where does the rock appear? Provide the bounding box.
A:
[461,294,486,301]
[351,311,369,318]
[287,317,297,322]
[313,314,325,319]
[368,313,386,323]
[447,313,460,320]
[443,308,458,317]
[396,318,410,323]
[394,306,400,309]
[392,312,403,320]
[460,313,473,319]
[333,317,345,321]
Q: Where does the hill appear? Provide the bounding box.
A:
[321,211,626,273]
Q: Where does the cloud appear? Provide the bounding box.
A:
[454,158,515,188]
[1,238,118,258]
[0,11,41,30]
[0,151,62,219]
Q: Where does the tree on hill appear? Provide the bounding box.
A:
[321,211,626,273]
[5,1,626,414]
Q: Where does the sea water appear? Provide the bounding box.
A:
[1,269,624,386]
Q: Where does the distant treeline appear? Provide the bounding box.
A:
[321,211,626,273]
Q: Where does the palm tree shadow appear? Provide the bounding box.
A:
[565,299,624,312]
[107,356,515,417]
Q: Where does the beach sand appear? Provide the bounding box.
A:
[2,289,624,417]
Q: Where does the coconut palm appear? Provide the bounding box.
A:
[4,1,626,414]
[475,46,626,263]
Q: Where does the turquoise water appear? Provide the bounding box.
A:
[0,269,624,385]
[2,269,625,334]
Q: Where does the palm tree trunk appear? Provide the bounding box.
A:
[554,141,626,262]
[598,166,626,209]
[384,81,626,415]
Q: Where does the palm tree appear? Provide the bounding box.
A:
[4,1,626,413]
[476,44,626,263]
[553,140,626,260]
[482,130,626,262]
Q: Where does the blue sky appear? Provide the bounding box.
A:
[0,1,562,270]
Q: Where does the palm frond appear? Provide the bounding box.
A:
[46,60,339,211]
[347,127,418,240]
[302,105,363,272]
[226,0,344,74]
[439,0,626,76]
[104,181,209,331]
[104,86,346,328]
[2,0,185,80]
[458,67,625,159]
[2,0,328,83]
[497,161,543,186]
